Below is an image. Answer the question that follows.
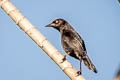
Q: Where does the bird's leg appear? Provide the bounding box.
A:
[60,52,70,63]
[75,59,82,76]
[79,60,82,75]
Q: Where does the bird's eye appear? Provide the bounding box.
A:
[55,20,59,24]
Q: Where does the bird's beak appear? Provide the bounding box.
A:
[45,24,51,27]
[45,23,55,27]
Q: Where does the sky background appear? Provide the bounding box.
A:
[0,0,120,80]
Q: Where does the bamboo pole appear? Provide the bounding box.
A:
[0,0,85,80]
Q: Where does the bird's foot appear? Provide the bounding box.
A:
[75,70,82,76]
[60,53,67,63]
[77,69,82,75]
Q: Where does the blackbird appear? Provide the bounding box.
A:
[45,18,97,74]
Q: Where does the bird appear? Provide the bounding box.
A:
[45,18,97,75]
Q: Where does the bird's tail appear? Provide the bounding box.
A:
[82,52,98,73]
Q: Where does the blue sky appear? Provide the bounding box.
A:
[0,0,120,80]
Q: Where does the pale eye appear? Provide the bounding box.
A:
[55,20,59,24]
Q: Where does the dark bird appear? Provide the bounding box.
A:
[45,18,97,74]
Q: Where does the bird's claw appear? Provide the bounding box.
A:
[77,69,82,75]
[75,70,82,76]
[60,53,67,63]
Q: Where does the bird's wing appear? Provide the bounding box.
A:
[62,29,86,53]
[76,32,86,51]
[65,24,87,51]
[69,28,87,52]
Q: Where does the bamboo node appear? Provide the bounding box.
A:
[63,64,73,71]
[39,38,47,48]
[24,26,34,33]
[50,50,59,57]
[6,6,16,14]
[16,15,24,25]
[61,61,73,70]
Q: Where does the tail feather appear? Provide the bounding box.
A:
[82,52,98,73]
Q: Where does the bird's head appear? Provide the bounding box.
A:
[45,18,67,31]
